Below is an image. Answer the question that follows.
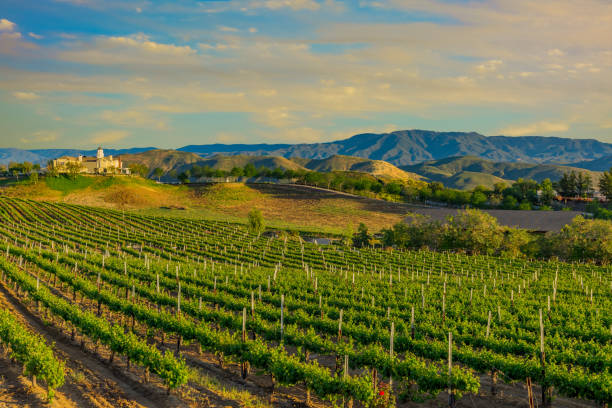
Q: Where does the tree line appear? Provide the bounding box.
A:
[352,209,612,264]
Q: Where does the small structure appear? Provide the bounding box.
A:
[52,147,130,175]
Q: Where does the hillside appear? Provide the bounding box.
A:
[297,155,420,180]
[402,156,602,189]
[178,129,612,165]
[181,154,306,172]
[120,149,202,176]
[120,150,420,181]
[0,175,407,232]
[568,155,612,171]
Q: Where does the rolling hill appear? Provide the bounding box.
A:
[181,154,306,172]
[402,156,602,189]
[117,150,420,181]
[295,155,421,180]
[120,149,202,176]
[568,155,612,171]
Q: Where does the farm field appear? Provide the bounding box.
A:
[0,196,610,408]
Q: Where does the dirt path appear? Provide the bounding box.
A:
[0,280,166,408]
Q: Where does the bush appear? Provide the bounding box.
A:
[247,208,265,236]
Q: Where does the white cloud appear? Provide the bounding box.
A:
[0,18,16,32]
[249,27,258,33]
[475,59,503,73]
[218,26,239,32]
[13,91,40,100]
[20,130,60,144]
[101,109,168,130]
[106,35,195,56]
[547,48,565,57]
[249,0,321,11]
[28,32,43,39]
[91,129,130,144]
[499,121,570,136]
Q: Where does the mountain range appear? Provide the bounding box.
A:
[178,130,612,166]
[2,130,611,168]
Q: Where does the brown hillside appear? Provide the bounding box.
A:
[121,149,202,176]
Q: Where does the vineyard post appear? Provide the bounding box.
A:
[527,377,535,408]
[338,309,343,340]
[36,274,40,312]
[389,321,394,388]
[410,306,415,339]
[176,283,182,355]
[442,293,446,324]
[251,290,255,316]
[241,307,249,378]
[539,308,552,407]
[280,294,284,342]
[448,331,455,408]
[319,294,323,319]
[486,310,491,338]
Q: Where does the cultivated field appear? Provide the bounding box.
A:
[0,196,609,407]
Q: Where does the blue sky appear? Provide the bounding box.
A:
[1,0,611,149]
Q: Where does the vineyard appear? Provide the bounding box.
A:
[0,195,609,407]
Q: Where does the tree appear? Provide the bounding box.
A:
[153,167,164,181]
[65,162,82,180]
[470,191,487,208]
[178,171,190,184]
[442,209,504,255]
[46,161,59,178]
[22,161,33,175]
[550,216,612,264]
[230,166,244,177]
[352,223,372,248]
[130,163,149,178]
[598,167,612,200]
[539,178,555,206]
[0,164,6,174]
[29,172,38,184]
[576,172,592,197]
[247,208,265,236]
[556,171,577,197]
[243,163,257,177]
[493,182,507,195]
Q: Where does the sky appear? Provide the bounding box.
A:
[0,0,611,149]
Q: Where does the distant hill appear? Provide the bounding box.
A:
[402,156,602,189]
[178,130,612,165]
[120,149,203,176]
[568,155,612,171]
[295,155,421,180]
[183,154,306,172]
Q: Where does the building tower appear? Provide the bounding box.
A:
[96,146,104,159]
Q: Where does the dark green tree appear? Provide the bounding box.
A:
[153,167,164,181]
[599,167,612,200]
[352,223,372,248]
